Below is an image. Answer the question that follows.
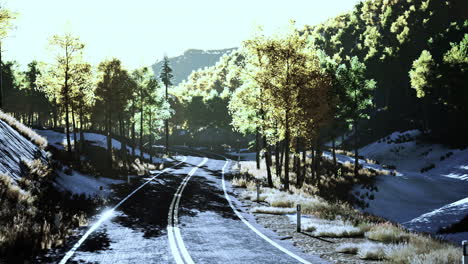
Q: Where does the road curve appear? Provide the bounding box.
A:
[36,153,328,264]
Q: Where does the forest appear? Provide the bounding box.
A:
[0,0,467,263]
[1,0,466,189]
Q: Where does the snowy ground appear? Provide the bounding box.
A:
[35,129,163,164]
[0,120,48,183]
[227,148,256,161]
[324,130,468,243]
[55,167,124,197]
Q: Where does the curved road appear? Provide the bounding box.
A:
[38,153,327,264]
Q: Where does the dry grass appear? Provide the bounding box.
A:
[357,242,389,260]
[0,110,47,149]
[0,160,95,259]
[304,217,363,237]
[365,222,411,243]
[385,235,460,264]
[251,206,296,215]
[237,156,460,264]
[337,242,403,261]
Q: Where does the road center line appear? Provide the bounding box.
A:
[59,156,187,264]
[167,157,208,264]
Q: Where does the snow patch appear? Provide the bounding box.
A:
[55,168,124,197]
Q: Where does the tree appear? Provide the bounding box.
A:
[71,63,95,152]
[133,67,155,158]
[160,56,173,155]
[45,33,85,153]
[95,58,129,168]
[0,7,15,109]
[336,57,376,177]
[241,23,330,190]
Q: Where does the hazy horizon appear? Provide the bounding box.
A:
[3,0,359,70]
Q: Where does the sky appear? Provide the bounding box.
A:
[3,0,359,70]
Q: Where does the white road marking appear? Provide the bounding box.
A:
[59,157,187,264]
[220,158,313,264]
[167,157,208,264]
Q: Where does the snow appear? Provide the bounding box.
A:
[0,120,48,183]
[35,130,163,164]
[55,168,124,197]
[403,197,468,233]
[227,151,256,161]
[322,151,392,174]
[331,129,468,243]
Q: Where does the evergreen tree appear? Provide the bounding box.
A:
[160,56,173,155]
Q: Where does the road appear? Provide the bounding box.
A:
[37,152,327,264]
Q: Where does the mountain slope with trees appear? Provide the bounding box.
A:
[152,48,236,86]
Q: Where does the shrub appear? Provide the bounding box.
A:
[365,222,410,243]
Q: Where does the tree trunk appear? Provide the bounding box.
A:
[275,142,281,179]
[301,150,306,185]
[106,100,113,169]
[119,114,127,174]
[71,103,77,151]
[131,99,136,156]
[332,137,337,177]
[354,121,359,177]
[263,136,273,188]
[314,139,322,182]
[255,128,260,169]
[284,110,290,190]
[165,83,169,155]
[79,105,85,152]
[140,101,144,159]
[149,110,153,162]
[310,144,315,183]
[65,102,72,153]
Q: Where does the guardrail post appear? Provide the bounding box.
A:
[296,204,301,232]
[463,240,467,264]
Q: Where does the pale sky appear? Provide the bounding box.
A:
[3,0,359,70]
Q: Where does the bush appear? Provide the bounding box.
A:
[365,222,410,243]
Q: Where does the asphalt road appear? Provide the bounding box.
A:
[37,153,327,264]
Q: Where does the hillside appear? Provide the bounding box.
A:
[0,115,48,184]
[348,130,468,242]
[152,48,236,85]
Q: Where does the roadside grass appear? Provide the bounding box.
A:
[365,222,411,243]
[0,110,47,149]
[234,157,460,264]
[251,206,296,215]
[0,159,100,261]
[303,217,363,237]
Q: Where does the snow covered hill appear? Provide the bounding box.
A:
[35,129,162,164]
[343,130,468,242]
[0,119,48,183]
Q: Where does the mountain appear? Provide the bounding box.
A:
[152,48,236,85]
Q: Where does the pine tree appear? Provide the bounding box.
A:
[160,56,173,155]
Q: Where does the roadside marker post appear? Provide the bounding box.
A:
[463,240,467,264]
[297,204,301,232]
[256,182,260,202]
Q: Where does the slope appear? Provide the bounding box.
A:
[152,48,236,85]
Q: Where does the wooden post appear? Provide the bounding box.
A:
[296,204,301,232]
[463,240,467,264]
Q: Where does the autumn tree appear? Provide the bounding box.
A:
[43,33,85,153]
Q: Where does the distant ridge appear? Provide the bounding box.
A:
[152,48,236,85]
